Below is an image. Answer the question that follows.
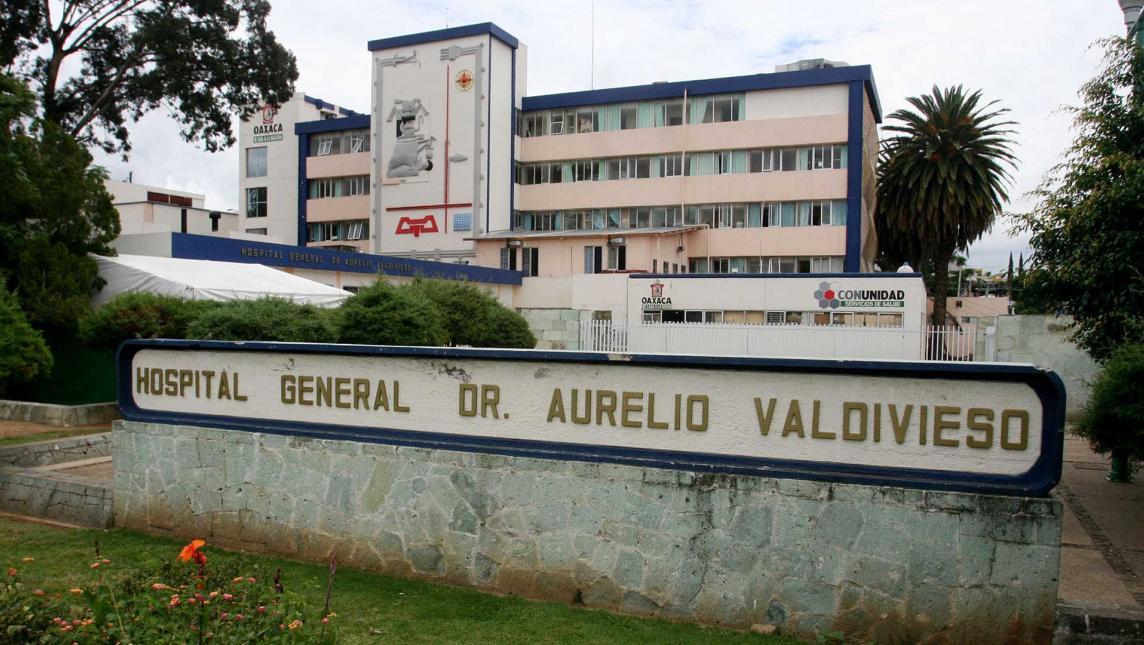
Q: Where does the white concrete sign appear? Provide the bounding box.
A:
[125,347,1056,481]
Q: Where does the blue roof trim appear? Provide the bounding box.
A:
[523,65,882,121]
[631,272,922,280]
[303,95,360,117]
[168,233,523,285]
[117,340,1065,498]
[845,80,864,273]
[295,114,371,135]
[367,22,519,51]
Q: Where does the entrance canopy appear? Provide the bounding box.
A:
[92,254,350,308]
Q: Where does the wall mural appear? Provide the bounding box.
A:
[385,98,436,178]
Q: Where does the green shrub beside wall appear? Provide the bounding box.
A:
[337,282,448,346]
[415,279,536,349]
[186,298,339,343]
[79,293,218,350]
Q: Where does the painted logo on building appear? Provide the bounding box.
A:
[252,104,283,143]
[455,69,474,92]
[386,98,435,179]
[814,282,905,309]
[642,280,672,311]
[395,215,439,237]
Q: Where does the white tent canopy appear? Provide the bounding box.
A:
[92,254,350,308]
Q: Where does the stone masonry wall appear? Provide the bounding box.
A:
[113,421,1061,643]
[0,400,120,427]
[518,308,592,350]
[0,433,111,468]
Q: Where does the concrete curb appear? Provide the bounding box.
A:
[0,433,111,468]
[1055,602,1144,644]
[0,400,119,427]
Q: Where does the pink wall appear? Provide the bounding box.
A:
[306,151,370,178]
[306,195,369,223]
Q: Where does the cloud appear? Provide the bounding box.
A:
[91,0,1123,269]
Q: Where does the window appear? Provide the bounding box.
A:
[245,147,267,178]
[607,244,626,270]
[309,129,370,157]
[245,187,267,218]
[245,228,267,235]
[500,247,518,271]
[521,247,539,277]
[316,137,332,156]
[659,154,683,177]
[584,246,604,274]
[307,176,370,199]
[620,105,637,129]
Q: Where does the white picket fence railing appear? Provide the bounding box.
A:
[578,321,987,362]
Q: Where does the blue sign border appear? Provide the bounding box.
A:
[116,340,1065,497]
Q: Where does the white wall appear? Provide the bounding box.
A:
[744,84,849,120]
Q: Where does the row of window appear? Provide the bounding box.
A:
[499,247,540,277]
[512,200,847,232]
[518,94,744,137]
[688,256,845,274]
[515,144,847,185]
[642,310,904,328]
[309,129,370,157]
[308,219,369,243]
[307,175,370,199]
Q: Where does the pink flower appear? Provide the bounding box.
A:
[222,593,234,601]
[152,583,170,591]
[257,606,267,614]
[234,614,244,621]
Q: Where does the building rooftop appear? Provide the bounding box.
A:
[367,22,520,51]
[468,226,706,241]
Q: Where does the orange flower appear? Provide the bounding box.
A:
[5,567,16,577]
[178,539,207,566]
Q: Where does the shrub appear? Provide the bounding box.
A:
[337,281,447,346]
[0,288,53,388]
[79,293,218,350]
[1,539,336,643]
[413,279,536,348]
[186,298,339,343]
[1075,343,1144,462]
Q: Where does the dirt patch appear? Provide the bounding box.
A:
[0,420,110,443]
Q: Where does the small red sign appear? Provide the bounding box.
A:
[396,215,440,237]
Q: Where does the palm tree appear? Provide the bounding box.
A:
[876,85,1017,328]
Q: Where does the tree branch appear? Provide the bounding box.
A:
[67,52,140,137]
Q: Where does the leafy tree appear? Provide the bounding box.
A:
[876,85,1017,327]
[338,282,448,347]
[0,73,119,332]
[414,279,536,348]
[0,287,53,391]
[1013,38,1144,361]
[186,298,338,343]
[2,0,298,154]
[1074,343,1144,480]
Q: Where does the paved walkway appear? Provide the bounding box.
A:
[1055,433,1144,611]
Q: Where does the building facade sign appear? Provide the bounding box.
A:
[119,341,1064,496]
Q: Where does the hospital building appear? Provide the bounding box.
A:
[238,21,880,286]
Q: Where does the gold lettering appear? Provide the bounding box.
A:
[164,369,178,396]
[178,370,193,396]
[889,404,912,444]
[374,380,390,411]
[281,375,296,404]
[233,373,247,401]
[315,377,332,407]
[335,377,351,409]
[782,400,805,438]
[201,370,214,398]
[966,408,994,449]
[136,367,148,394]
[353,379,370,409]
[621,392,643,428]
[754,398,778,435]
[872,403,881,443]
[218,371,232,400]
[547,388,566,423]
[1000,409,1029,451]
[298,376,313,406]
[933,406,960,447]
[596,390,617,426]
[810,400,833,439]
[571,389,591,424]
[458,383,477,417]
[919,405,928,445]
[843,402,867,441]
[686,395,708,432]
[646,393,669,430]
[150,368,163,394]
[674,394,682,430]
[393,380,410,413]
[480,385,499,418]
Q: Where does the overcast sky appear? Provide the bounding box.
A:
[92,0,1126,271]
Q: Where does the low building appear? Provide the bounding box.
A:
[107,180,238,237]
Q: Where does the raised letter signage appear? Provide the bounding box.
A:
[118,341,1064,496]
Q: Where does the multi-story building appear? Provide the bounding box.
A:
[238,92,360,244]
[231,23,908,345]
[107,180,238,237]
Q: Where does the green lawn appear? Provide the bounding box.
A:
[0,426,108,447]
[0,517,797,644]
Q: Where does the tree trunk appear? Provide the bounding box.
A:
[931,249,952,328]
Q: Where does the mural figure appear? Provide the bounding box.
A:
[386,98,435,178]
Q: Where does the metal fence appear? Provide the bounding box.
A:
[578,321,988,362]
